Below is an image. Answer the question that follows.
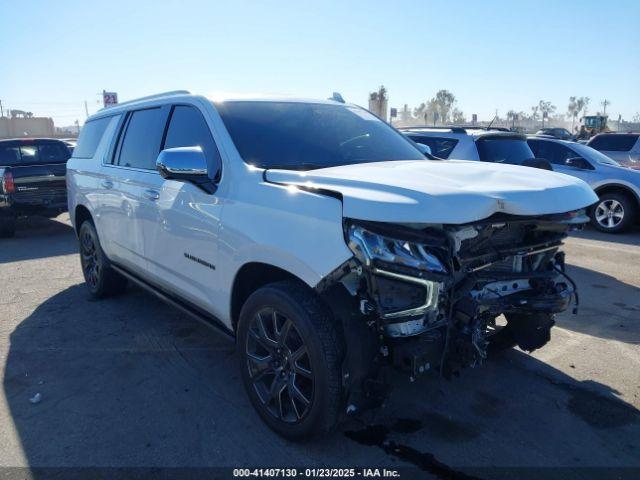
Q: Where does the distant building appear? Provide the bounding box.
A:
[0,114,55,138]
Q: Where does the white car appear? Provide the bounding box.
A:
[400,126,537,164]
[67,91,596,439]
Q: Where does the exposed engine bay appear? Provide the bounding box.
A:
[317,209,588,413]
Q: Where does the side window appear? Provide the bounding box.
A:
[163,105,221,176]
[536,141,569,165]
[556,144,578,163]
[74,116,112,158]
[117,108,165,169]
[409,136,458,159]
[39,143,71,163]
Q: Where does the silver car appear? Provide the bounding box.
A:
[527,136,640,233]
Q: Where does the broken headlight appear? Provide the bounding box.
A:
[346,223,446,326]
[347,223,448,275]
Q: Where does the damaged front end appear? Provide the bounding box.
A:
[317,209,588,414]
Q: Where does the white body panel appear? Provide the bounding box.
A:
[265,160,598,224]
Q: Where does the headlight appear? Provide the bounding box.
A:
[347,223,448,274]
[346,223,446,325]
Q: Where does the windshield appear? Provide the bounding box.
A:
[475,137,534,164]
[572,142,620,166]
[215,101,424,170]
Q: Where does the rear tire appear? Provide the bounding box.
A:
[590,192,636,233]
[237,280,344,440]
[78,220,127,298]
[0,216,16,238]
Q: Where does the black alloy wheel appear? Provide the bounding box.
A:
[237,280,344,440]
[78,220,126,298]
[246,307,314,423]
[80,226,101,291]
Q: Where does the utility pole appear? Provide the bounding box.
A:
[0,99,3,117]
[84,101,89,118]
[602,99,610,115]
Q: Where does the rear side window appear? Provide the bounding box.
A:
[74,117,112,158]
[476,137,534,164]
[117,108,165,169]
[589,134,639,152]
[408,135,458,159]
[163,105,221,175]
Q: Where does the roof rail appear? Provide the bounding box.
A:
[99,90,191,111]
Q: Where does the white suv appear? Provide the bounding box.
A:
[400,126,538,165]
[67,91,596,439]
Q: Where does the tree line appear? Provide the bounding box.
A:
[370,85,626,129]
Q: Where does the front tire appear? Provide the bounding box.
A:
[78,220,127,298]
[237,280,344,440]
[590,192,636,233]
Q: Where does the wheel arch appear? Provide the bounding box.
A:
[593,183,640,214]
[230,262,310,333]
[74,204,93,236]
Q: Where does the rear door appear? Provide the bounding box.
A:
[101,106,168,275]
[142,103,224,311]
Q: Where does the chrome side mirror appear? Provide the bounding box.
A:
[156,147,218,193]
[156,147,208,178]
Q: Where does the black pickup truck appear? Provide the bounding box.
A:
[0,138,70,237]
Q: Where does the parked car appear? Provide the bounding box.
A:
[400,126,539,165]
[0,138,70,237]
[67,91,596,439]
[527,136,640,233]
[535,127,573,140]
[587,133,640,169]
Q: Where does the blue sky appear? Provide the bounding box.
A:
[1,0,638,126]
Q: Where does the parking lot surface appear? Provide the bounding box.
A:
[1,215,639,478]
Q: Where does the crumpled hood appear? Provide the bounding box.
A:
[265,160,598,224]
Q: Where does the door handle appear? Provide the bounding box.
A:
[143,189,160,201]
[101,179,114,189]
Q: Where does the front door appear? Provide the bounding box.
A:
[142,104,224,313]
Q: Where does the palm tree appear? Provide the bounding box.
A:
[568,96,590,131]
[538,100,556,128]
